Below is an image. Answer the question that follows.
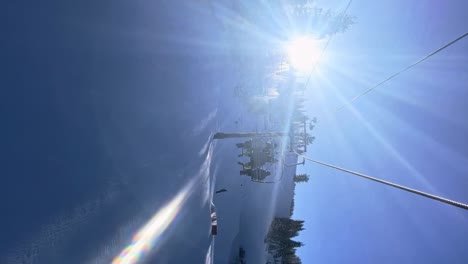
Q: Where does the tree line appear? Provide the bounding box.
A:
[266,217,305,264]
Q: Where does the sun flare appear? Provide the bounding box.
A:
[286,37,322,73]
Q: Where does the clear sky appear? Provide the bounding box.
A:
[294,1,468,263]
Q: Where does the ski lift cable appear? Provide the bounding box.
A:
[334,32,468,112]
[293,150,468,210]
[303,0,353,91]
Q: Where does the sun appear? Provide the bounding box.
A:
[286,37,322,73]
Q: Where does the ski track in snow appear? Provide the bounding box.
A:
[193,109,218,137]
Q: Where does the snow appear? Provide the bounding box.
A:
[2,1,303,263]
[213,90,300,263]
[213,149,298,262]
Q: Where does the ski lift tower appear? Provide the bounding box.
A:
[213,116,316,154]
[213,131,294,152]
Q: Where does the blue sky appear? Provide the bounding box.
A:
[294,1,468,263]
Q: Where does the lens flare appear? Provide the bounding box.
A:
[286,37,322,73]
[112,190,186,264]
[112,140,214,264]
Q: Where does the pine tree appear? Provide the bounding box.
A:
[284,0,356,38]
[267,218,305,263]
[289,196,295,217]
[293,174,309,183]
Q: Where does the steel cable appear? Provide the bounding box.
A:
[293,150,468,210]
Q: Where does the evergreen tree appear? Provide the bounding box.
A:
[284,0,356,38]
[266,218,305,263]
[289,196,295,217]
[293,174,309,183]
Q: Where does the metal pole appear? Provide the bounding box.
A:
[285,158,305,167]
[213,132,289,139]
